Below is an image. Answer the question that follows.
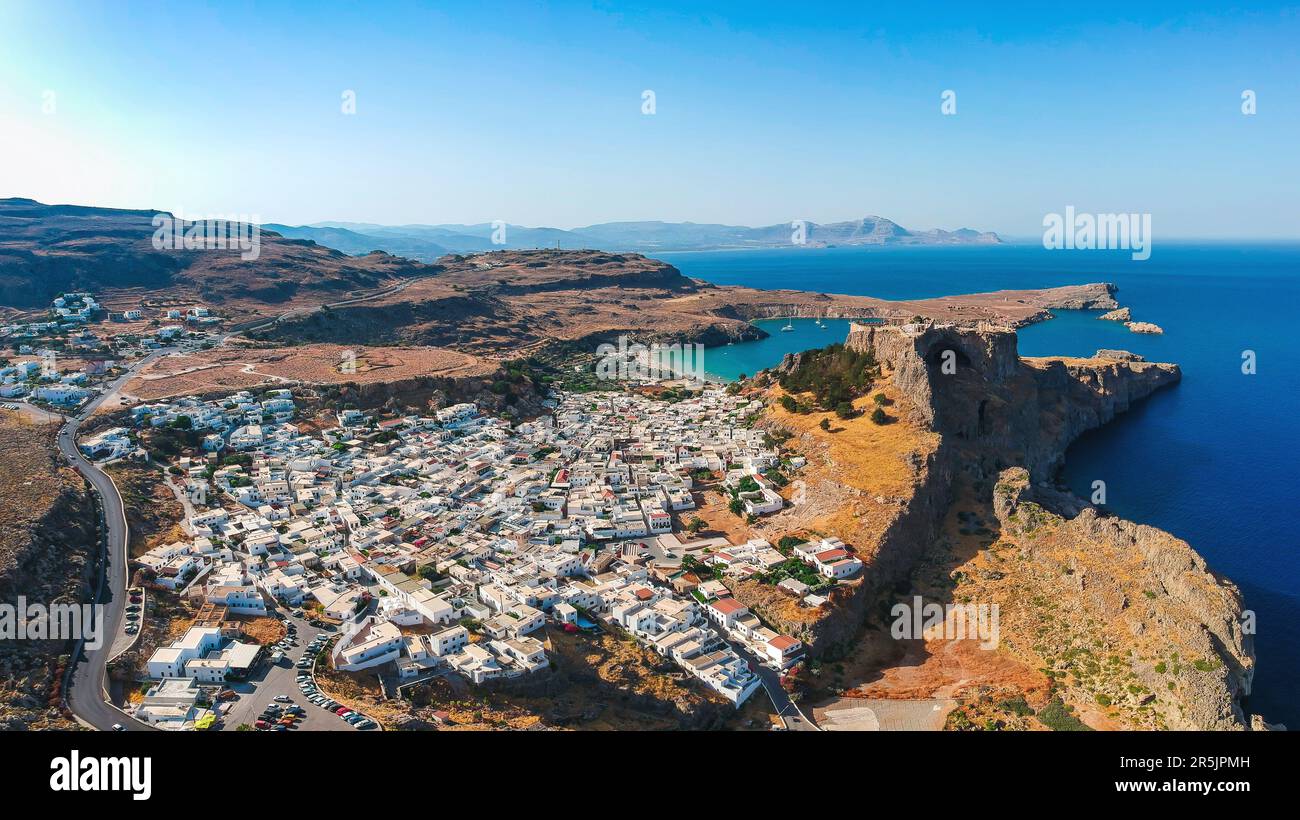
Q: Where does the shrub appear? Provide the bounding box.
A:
[776,342,879,411]
[1037,698,1093,731]
[870,407,887,425]
[998,696,1035,716]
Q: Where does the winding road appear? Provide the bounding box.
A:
[60,352,166,731]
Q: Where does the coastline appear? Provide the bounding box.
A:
[734,320,1261,729]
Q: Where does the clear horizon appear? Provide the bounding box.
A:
[2,1,1299,238]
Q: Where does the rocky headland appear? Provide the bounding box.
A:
[735,321,1259,729]
[244,249,1119,359]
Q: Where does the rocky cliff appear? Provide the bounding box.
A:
[988,469,1254,729]
[837,323,1254,727]
[843,322,1181,482]
[749,322,1255,728]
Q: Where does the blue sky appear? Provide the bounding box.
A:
[1,1,1298,237]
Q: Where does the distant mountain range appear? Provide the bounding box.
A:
[263,216,1001,261]
[0,197,1000,313]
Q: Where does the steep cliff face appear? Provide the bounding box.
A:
[730,443,954,657]
[844,323,1180,482]
[825,323,1254,728]
[989,469,1254,730]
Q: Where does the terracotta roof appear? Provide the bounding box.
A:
[711,597,747,615]
[814,548,849,562]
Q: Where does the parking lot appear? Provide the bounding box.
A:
[216,609,374,732]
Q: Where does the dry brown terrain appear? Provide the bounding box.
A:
[756,375,940,567]
[0,413,95,729]
[105,463,186,559]
[0,199,428,313]
[945,468,1249,730]
[120,342,493,402]
[253,249,1118,357]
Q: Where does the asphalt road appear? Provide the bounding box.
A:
[62,352,166,731]
[724,636,820,731]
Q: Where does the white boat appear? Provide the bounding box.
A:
[780,320,794,332]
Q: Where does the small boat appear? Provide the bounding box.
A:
[780,320,794,332]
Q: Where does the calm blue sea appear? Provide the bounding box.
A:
[660,243,1300,727]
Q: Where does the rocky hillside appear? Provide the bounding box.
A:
[740,322,1257,728]
[0,415,99,730]
[978,468,1254,729]
[844,323,1181,481]
[257,247,1119,358]
[0,198,426,311]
